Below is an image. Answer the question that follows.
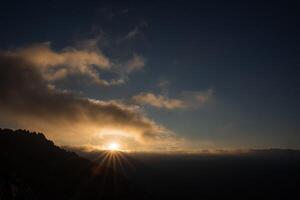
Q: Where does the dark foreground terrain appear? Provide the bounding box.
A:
[0,129,146,200]
[74,147,300,200]
[1,129,300,200]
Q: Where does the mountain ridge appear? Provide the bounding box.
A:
[0,128,147,200]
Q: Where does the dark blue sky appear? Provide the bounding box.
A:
[1,0,299,149]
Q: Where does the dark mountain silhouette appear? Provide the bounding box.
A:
[1,128,300,200]
[0,128,147,200]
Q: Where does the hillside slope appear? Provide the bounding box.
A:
[0,129,146,200]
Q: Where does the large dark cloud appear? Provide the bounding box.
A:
[4,43,145,85]
[0,51,173,147]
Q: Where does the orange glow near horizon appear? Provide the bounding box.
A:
[106,142,121,151]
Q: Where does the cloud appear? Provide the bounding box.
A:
[110,54,145,84]
[132,89,214,110]
[157,80,170,89]
[120,21,148,42]
[132,93,187,109]
[0,51,174,147]
[124,54,145,72]
[181,88,214,107]
[4,42,144,86]
[124,28,140,40]
[4,43,113,84]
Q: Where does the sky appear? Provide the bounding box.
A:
[0,0,299,151]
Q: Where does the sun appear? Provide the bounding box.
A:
[107,142,120,151]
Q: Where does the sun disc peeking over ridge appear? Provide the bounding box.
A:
[106,142,121,151]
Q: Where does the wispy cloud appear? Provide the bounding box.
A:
[181,88,214,108]
[120,21,148,42]
[132,89,214,110]
[133,93,187,109]
[124,28,140,40]
[124,54,145,72]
